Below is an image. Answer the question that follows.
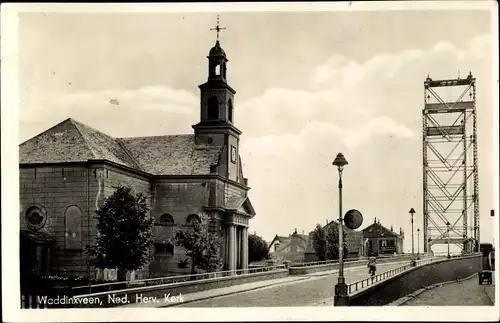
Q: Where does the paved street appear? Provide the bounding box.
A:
[402,273,495,306]
[174,262,407,307]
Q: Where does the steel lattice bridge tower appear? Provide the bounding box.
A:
[422,72,479,254]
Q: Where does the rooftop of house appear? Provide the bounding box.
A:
[362,218,403,238]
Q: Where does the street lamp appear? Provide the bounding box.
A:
[409,208,415,256]
[446,222,451,258]
[417,228,420,255]
[333,152,348,306]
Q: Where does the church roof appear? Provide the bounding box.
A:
[19,118,140,169]
[19,118,223,176]
[119,135,221,176]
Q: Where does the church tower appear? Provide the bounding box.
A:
[193,16,242,182]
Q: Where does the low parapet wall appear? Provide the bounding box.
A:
[348,253,482,306]
[289,255,415,275]
[72,269,288,308]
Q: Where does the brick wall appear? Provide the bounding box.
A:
[101,165,152,279]
[150,179,221,277]
[20,164,153,278]
[20,165,97,276]
[20,164,232,279]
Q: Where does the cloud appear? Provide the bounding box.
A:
[19,34,495,244]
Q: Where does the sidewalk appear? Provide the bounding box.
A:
[401,273,495,306]
[120,275,313,308]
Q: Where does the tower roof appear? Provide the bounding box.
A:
[209,40,226,58]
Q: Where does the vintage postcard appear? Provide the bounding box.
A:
[1,1,499,322]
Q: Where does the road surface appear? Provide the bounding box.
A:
[175,261,407,307]
[402,273,495,306]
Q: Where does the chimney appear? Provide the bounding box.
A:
[390,225,393,232]
[377,219,380,224]
[374,217,377,223]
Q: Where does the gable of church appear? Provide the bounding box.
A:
[237,200,253,215]
[226,195,256,217]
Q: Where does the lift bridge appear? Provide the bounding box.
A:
[423,72,479,254]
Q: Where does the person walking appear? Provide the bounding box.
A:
[368,255,377,276]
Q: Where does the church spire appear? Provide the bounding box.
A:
[206,15,228,82]
[210,14,226,41]
[195,14,239,136]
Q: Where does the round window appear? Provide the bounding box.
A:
[25,206,47,231]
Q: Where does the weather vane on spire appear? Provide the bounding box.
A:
[210,14,226,41]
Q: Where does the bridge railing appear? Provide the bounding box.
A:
[72,264,286,295]
[347,257,435,294]
[291,253,418,268]
[291,257,367,268]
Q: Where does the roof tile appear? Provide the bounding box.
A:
[20,118,223,176]
[118,135,222,175]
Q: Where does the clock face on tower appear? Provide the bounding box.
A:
[231,145,237,164]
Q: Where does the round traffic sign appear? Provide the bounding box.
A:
[344,209,363,230]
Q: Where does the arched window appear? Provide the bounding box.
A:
[215,64,221,76]
[228,99,233,123]
[64,205,82,250]
[187,214,201,225]
[207,96,219,120]
[157,214,175,226]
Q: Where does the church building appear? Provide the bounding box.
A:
[19,34,256,280]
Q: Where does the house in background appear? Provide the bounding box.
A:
[268,229,309,263]
[304,220,364,262]
[362,218,404,256]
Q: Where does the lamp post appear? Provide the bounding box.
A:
[417,228,420,255]
[333,152,348,306]
[409,208,415,256]
[446,222,451,258]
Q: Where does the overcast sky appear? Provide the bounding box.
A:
[16,6,497,251]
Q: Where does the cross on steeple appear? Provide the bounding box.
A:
[210,14,226,41]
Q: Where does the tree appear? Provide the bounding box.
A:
[312,224,327,261]
[86,185,154,281]
[326,222,339,260]
[248,233,269,263]
[174,214,222,276]
[325,221,349,260]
